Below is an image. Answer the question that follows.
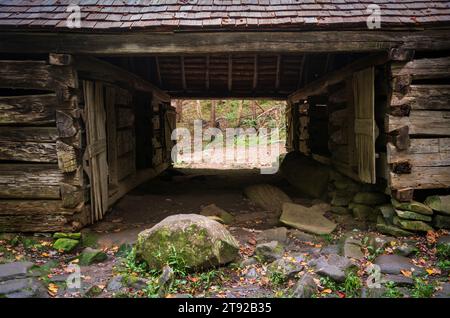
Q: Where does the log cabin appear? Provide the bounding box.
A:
[0,0,449,232]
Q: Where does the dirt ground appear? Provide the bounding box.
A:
[1,168,449,298]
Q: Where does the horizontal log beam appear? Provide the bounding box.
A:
[1,30,449,55]
[289,52,390,101]
[0,127,58,142]
[389,166,450,190]
[0,60,76,90]
[0,141,56,163]
[0,164,63,199]
[387,139,450,166]
[391,57,450,80]
[75,56,170,102]
[391,85,450,110]
[0,94,59,125]
[386,111,450,136]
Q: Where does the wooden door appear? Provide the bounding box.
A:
[353,67,377,184]
[83,81,109,222]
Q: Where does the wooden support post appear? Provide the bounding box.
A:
[205,55,210,91]
[275,54,281,91]
[155,56,162,87]
[253,54,258,91]
[228,55,232,92]
[180,56,186,91]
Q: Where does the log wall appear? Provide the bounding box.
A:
[386,56,450,199]
[0,54,88,232]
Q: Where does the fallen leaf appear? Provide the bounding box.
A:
[41,252,50,257]
[322,289,332,294]
[400,270,412,278]
[426,268,441,276]
[48,283,58,297]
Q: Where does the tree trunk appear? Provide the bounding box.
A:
[210,100,216,127]
[196,100,202,119]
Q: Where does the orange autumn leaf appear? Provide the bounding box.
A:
[322,289,332,294]
[48,283,58,297]
[400,270,412,278]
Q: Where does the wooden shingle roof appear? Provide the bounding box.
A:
[0,0,449,31]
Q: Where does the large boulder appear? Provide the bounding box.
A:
[280,202,336,235]
[243,184,292,214]
[135,214,239,271]
[391,199,433,215]
[424,195,450,216]
[280,151,330,198]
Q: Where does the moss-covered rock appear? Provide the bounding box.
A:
[394,209,432,222]
[393,217,433,232]
[78,247,107,266]
[353,192,387,206]
[391,199,433,215]
[53,238,79,252]
[376,216,413,237]
[351,204,378,222]
[433,215,450,229]
[53,232,81,240]
[425,195,450,216]
[135,214,239,271]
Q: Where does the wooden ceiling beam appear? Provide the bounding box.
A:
[296,55,306,89]
[2,30,449,54]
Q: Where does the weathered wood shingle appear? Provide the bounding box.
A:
[0,0,449,30]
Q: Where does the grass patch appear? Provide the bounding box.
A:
[411,277,435,298]
[269,271,286,286]
[383,281,404,298]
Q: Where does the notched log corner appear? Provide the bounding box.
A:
[56,140,78,173]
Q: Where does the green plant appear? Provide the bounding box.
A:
[366,245,384,261]
[320,234,334,244]
[123,247,149,275]
[165,245,190,276]
[343,271,362,298]
[269,271,286,286]
[319,276,339,291]
[411,277,435,298]
[437,259,450,271]
[437,244,450,259]
[383,281,403,298]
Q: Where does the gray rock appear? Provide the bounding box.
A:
[376,204,395,224]
[0,278,47,298]
[374,254,425,275]
[267,254,304,279]
[158,265,174,298]
[330,206,351,215]
[292,273,317,298]
[107,275,124,292]
[200,204,234,224]
[331,192,353,207]
[255,241,284,263]
[382,274,414,287]
[393,216,434,232]
[243,184,292,213]
[342,239,364,260]
[361,286,387,298]
[351,204,378,222]
[433,214,450,229]
[280,202,336,235]
[245,268,258,279]
[376,216,414,237]
[288,230,317,243]
[0,262,34,282]
[240,257,258,267]
[395,243,417,257]
[320,244,340,256]
[256,227,288,244]
[433,282,450,298]
[310,254,354,282]
[437,235,450,247]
